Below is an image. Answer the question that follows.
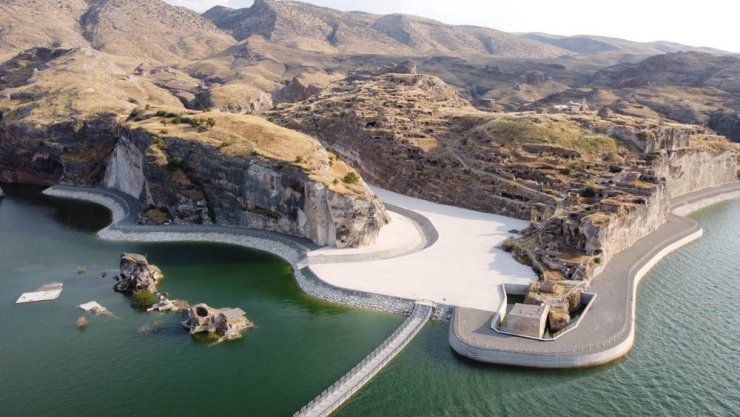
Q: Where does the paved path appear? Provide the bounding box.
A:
[295,302,434,417]
[450,182,740,368]
[309,187,536,312]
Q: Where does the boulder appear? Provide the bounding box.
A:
[0,185,4,197]
[548,306,571,332]
[113,253,163,294]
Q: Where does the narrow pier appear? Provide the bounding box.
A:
[294,301,434,417]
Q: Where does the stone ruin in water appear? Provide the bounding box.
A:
[182,303,254,342]
[111,253,254,342]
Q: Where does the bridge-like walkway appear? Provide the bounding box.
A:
[294,301,434,417]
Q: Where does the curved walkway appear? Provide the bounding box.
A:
[43,185,433,314]
[295,302,433,417]
[450,182,740,368]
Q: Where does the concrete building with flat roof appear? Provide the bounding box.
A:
[501,303,550,338]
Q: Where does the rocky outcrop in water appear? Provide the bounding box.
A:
[182,303,254,341]
[113,253,163,294]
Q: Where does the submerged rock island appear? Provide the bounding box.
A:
[182,303,255,342]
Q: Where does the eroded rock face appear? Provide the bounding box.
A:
[524,281,583,332]
[0,116,121,186]
[118,128,388,248]
[113,253,163,294]
[655,149,738,198]
[103,134,146,199]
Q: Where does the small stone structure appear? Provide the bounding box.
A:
[502,303,550,338]
[113,253,163,293]
[525,281,582,332]
[182,303,254,341]
[78,301,108,314]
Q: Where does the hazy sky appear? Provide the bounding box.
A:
[166,0,738,52]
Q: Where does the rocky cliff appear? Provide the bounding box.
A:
[0,106,387,247]
[656,148,738,198]
[506,119,738,283]
[270,72,561,221]
[112,111,388,248]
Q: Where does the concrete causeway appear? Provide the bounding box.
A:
[294,301,434,417]
[450,182,740,368]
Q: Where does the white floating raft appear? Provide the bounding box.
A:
[15,282,63,304]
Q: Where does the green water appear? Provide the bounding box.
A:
[0,185,403,417]
[1,186,739,417]
[337,201,740,417]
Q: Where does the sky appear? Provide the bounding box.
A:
[165,0,738,52]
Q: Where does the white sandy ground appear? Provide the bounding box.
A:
[308,188,537,312]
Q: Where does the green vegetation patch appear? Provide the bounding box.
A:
[131,289,157,309]
[477,116,632,154]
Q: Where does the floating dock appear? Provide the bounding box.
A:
[15,282,63,304]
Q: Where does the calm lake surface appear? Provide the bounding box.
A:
[1,185,738,416]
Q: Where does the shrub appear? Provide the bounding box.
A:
[343,172,360,184]
[580,185,598,198]
[131,289,157,309]
[172,115,182,125]
[594,257,602,264]
[153,136,167,149]
[502,238,517,252]
[206,117,216,128]
[560,167,572,176]
[167,156,185,171]
[295,155,304,163]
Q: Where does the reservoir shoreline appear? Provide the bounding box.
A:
[450,181,740,368]
[43,182,740,368]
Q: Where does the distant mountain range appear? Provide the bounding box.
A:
[521,33,728,56]
[0,0,738,140]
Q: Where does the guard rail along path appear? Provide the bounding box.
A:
[295,301,434,417]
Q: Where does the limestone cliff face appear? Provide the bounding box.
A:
[103,134,146,199]
[655,149,738,198]
[571,185,668,279]
[516,146,737,282]
[110,128,388,248]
